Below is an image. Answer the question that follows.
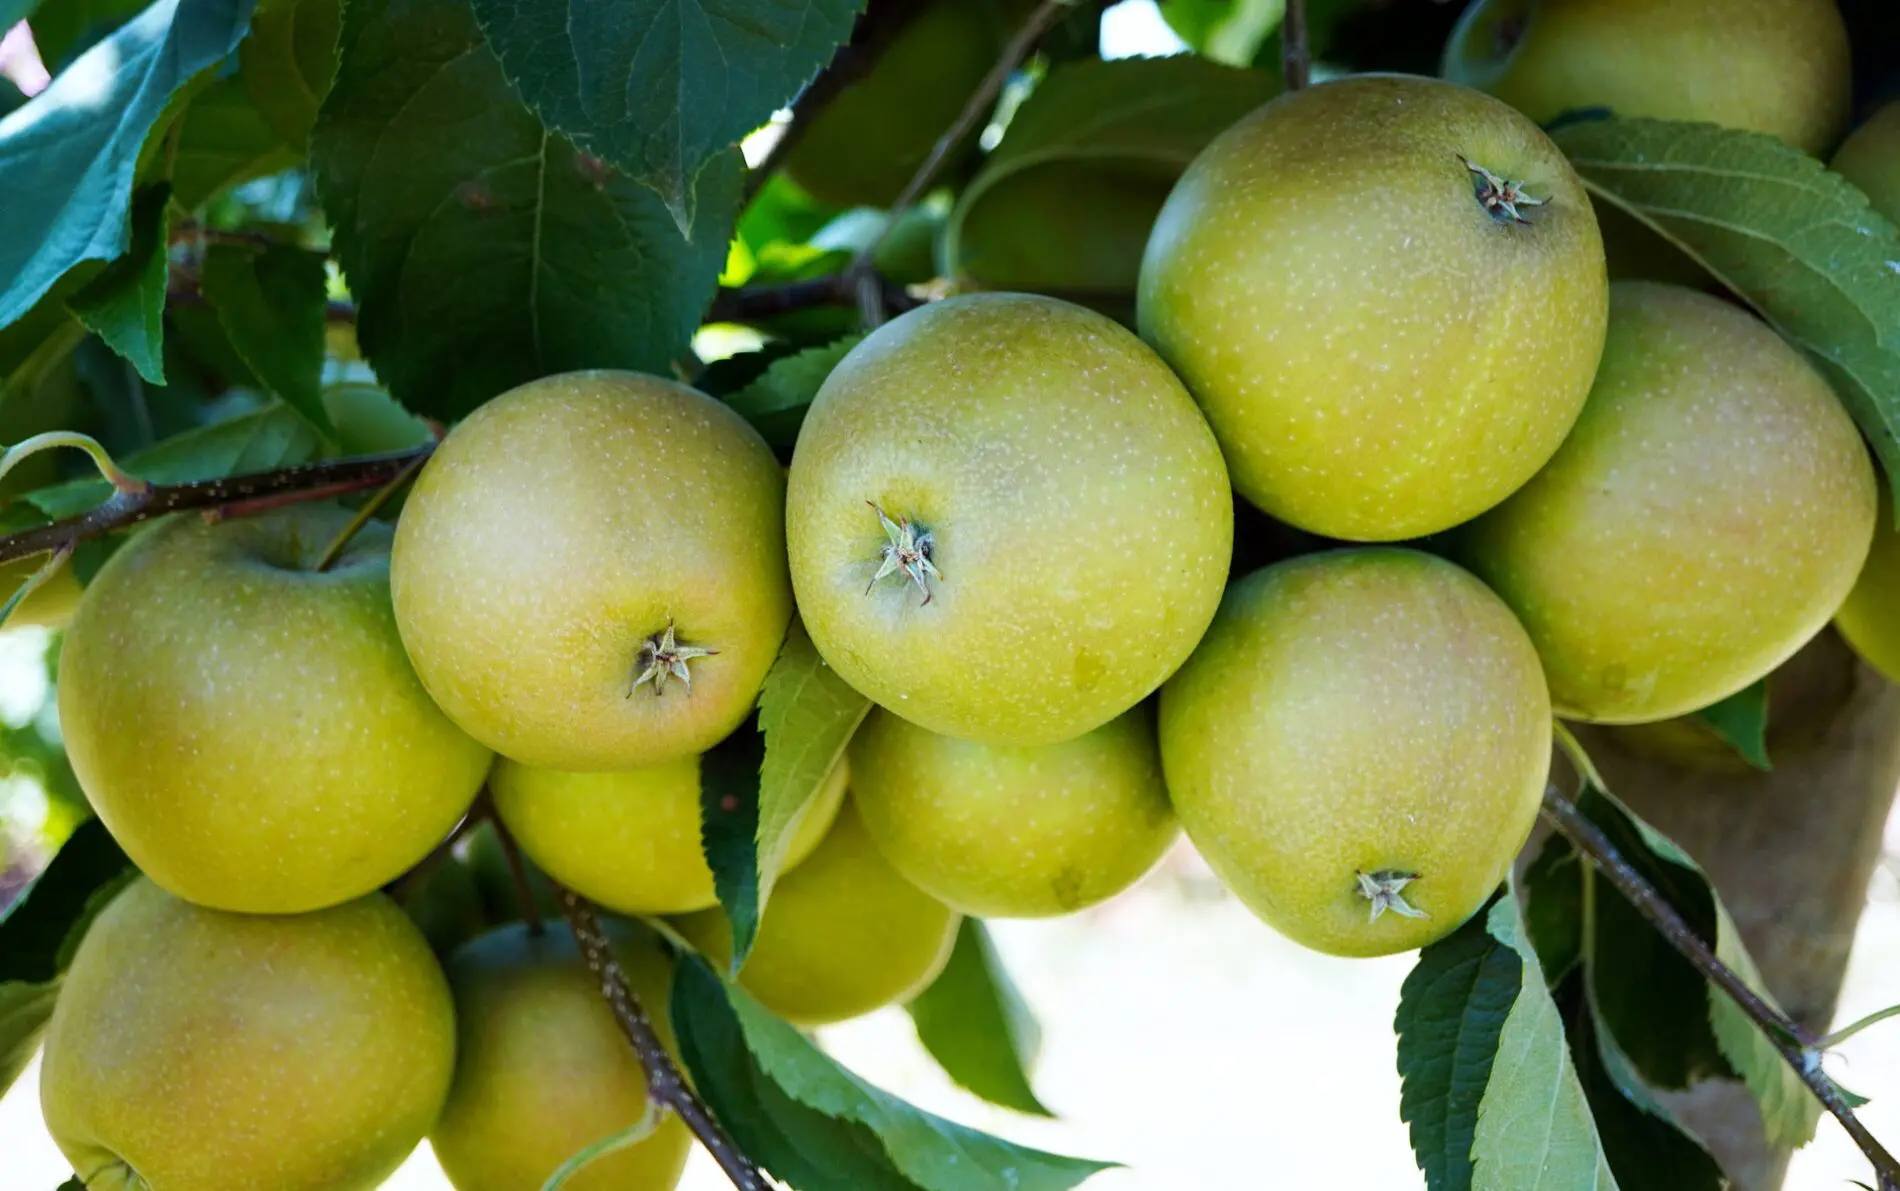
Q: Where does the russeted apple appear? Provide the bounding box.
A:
[391,371,793,771]
[432,923,692,1191]
[491,754,847,915]
[1444,0,1851,157]
[58,504,491,914]
[786,292,1232,747]
[673,802,960,1025]
[40,880,456,1191]
[1138,73,1607,542]
[1160,549,1553,958]
[849,706,1178,918]
[1464,282,1875,723]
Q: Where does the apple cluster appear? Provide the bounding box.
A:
[30,0,1900,1184]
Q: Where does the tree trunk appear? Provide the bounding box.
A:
[1571,629,1900,1189]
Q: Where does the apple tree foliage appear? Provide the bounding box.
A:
[1,0,1899,1188]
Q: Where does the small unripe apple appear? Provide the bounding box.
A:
[58,504,491,914]
[786,292,1232,746]
[1160,549,1552,958]
[673,802,960,1025]
[1832,102,1900,223]
[391,370,793,770]
[491,753,847,915]
[1139,74,1607,541]
[1464,282,1875,722]
[1444,0,1852,157]
[41,879,455,1191]
[848,705,1177,918]
[432,922,692,1191]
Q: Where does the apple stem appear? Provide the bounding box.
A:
[312,450,430,572]
[1282,0,1311,91]
[1541,781,1900,1187]
[0,446,434,569]
[846,0,1081,328]
[554,886,772,1191]
[481,793,546,938]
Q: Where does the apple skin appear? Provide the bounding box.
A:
[1444,0,1852,158]
[40,879,456,1191]
[1832,102,1900,223]
[786,292,1232,747]
[390,370,792,771]
[432,923,692,1191]
[1463,282,1875,723]
[848,705,1178,918]
[1138,73,1607,542]
[672,802,961,1025]
[491,754,848,915]
[57,504,492,914]
[1159,549,1553,958]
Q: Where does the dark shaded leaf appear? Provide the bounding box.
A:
[313,0,740,420]
[1520,832,1583,985]
[723,333,861,452]
[240,0,340,146]
[68,183,171,383]
[0,0,257,327]
[169,72,302,209]
[467,0,861,230]
[1690,681,1770,771]
[699,717,765,972]
[199,242,330,433]
[907,919,1051,1117]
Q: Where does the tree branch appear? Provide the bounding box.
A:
[707,272,922,325]
[1281,0,1311,90]
[554,887,769,1191]
[848,0,1079,326]
[0,447,434,567]
[1540,783,1900,1190]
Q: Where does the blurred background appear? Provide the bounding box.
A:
[5,2,1900,1189]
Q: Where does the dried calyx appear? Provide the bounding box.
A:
[866,502,941,605]
[1461,156,1547,225]
[1356,869,1428,923]
[630,619,718,697]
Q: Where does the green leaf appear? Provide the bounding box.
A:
[239,0,339,147]
[944,56,1277,295]
[322,379,432,455]
[906,919,1051,1117]
[57,1177,87,1191]
[1568,981,1726,1191]
[465,0,861,232]
[0,819,132,1095]
[312,0,741,421]
[698,719,766,972]
[722,334,861,453]
[67,184,172,383]
[1551,117,1900,506]
[749,618,868,964]
[1568,771,1823,1149]
[1395,900,1522,1191]
[672,955,1112,1191]
[1472,897,1619,1191]
[1159,0,1284,66]
[1689,680,1770,771]
[0,0,258,329]
[29,0,148,71]
[199,242,331,433]
[169,72,302,210]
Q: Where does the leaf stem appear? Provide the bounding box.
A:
[554,886,769,1191]
[1820,1002,1900,1051]
[847,0,1078,326]
[0,446,434,567]
[1281,0,1310,91]
[1539,783,1900,1187]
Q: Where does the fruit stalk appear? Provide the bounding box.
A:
[0,446,434,567]
[847,0,1081,325]
[483,793,546,936]
[1281,0,1310,91]
[1539,783,1900,1189]
[553,886,771,1191]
